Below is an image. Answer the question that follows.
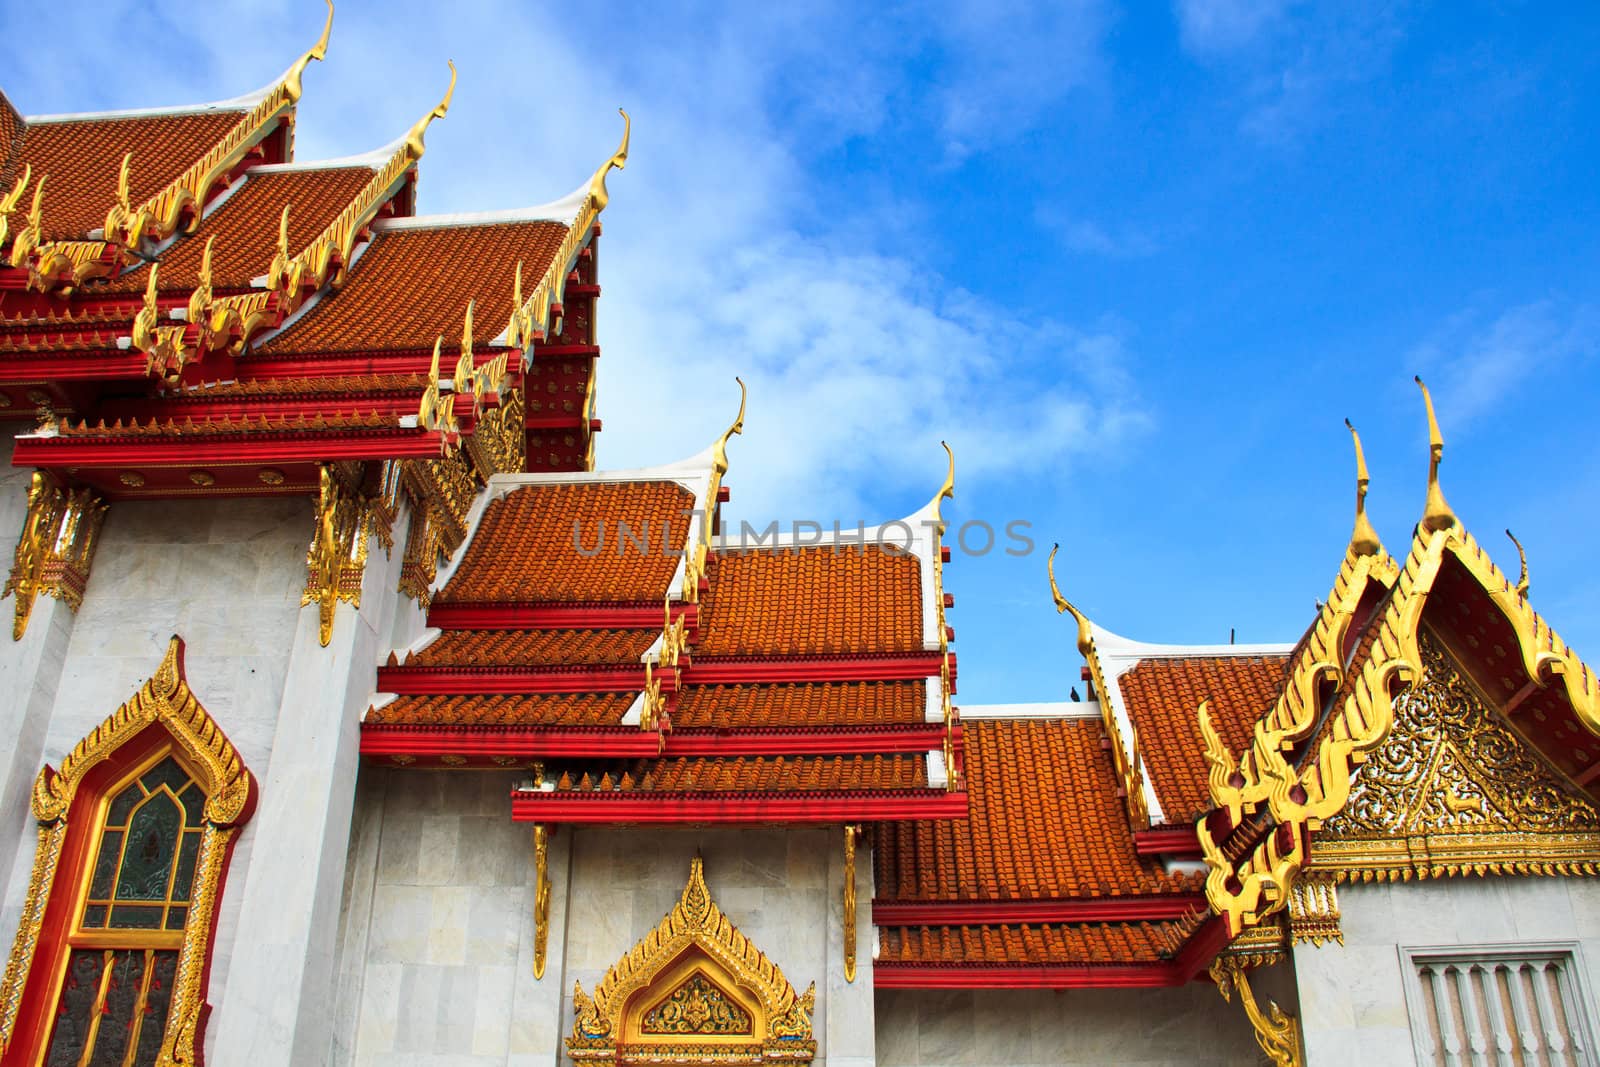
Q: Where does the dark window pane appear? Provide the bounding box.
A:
[164,906,188,931]
[134,952,179,1065]
[81,904,108,929]
[88,830,122,899]
[171,833,200,904]
[106,783,142,826]
[108,904,163,930]
[179,785,205,828]
[115,794,181,902]
[44,950,106,1067]
[139,757,191,797]
[85,950,143,1067]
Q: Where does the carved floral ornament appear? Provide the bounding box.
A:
[0,636,255,1063]
[568,857,816,1065]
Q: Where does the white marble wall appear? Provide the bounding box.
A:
[0,494,311,1029]
[332,777,871,1066]
[1294,876,1600,1065]
[874,984,1266,1066]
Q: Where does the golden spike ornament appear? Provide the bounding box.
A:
[1506,528,1529,600]
[115,152,132,220]
[533,825,551,980]
[453,300,475,395]
[588,108,631,213]
[404,61,457,161]
[284,0,335,102]
[1344,419,1381,557]
[187,236,217,324]
[8,175,45,268]
[683,378,747,604]
[1414,376,1457,534]
[130,263,161,355]
[843,825,861,983]
[1047,543,1093,658]
[930,440,955,536]
[267,203,292,292]
[712,376,747,478]
[0,163,31,248]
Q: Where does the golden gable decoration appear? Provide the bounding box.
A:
[568,856,816,1065]
[1315,632,1600,880]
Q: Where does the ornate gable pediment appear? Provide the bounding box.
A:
[568,856,815,1065]
[1315,631,1600,880]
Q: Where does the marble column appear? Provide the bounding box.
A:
[208,519,406,1067]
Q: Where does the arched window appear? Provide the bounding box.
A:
[0,637,254,1067]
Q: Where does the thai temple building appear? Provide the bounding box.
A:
[3,10,1600,1067]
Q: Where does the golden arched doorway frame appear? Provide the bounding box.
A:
[567,856,816,1065]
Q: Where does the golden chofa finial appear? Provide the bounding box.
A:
[404,61,457,161]
[588,108,630,213]
[712,376,746,476]
[1414,375,1457,534]
[1343,419,1381,557]
[284,0,335,103]
[1506,529,1530,600]
[1047,543,1093,658]
[929,440,955,536]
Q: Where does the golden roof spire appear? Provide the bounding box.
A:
[588,109,630,213]
[115,153,132,218]
[712,376,746,477]
[1414,376,1457,534]
[405,61,457,161]
[1506,528,1529,600]
[284,0,335,103]
[1047,543,1093,658]
[1343,418,1381,557]
[929,440,955,536]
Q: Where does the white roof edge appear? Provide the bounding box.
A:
[372,180,588,233]
[1090,622,1294,662]
[24,80,276,125]
[957,701,1101,721]
[244,134,402,174]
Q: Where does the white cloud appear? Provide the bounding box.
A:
[1412,300,1599,430]
[1036,209,1160,258]
[1174,0,1290,55]
[4,0,1148,527]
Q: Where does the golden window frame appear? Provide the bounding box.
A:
[0,636,255,1065]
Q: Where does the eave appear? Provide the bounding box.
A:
[426,602,698,631]
[508,788,969,824]
[360,722,956,760]
[870,895,1205,926]
[1134,825,1203,858]
[12,425,455,466]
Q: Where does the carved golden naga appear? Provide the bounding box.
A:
[1210,955,1304,1067]
[1201,378,1600,936]
[504,109,629,352]
[1047,543,1150,828]
[3,472,106,640]
[301,465,390,646]
[417,299,512,451]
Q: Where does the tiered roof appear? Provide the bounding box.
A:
[362,433,966,824]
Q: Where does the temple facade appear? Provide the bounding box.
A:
[0,10,1597,1066]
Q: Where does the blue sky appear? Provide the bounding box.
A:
[7,1,1598,701]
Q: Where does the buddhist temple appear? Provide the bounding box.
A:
[1,9,1597,1067]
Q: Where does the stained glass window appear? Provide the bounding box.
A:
[43,752,205,1065]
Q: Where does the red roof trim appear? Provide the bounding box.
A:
[1133,825,1203,858]
[376,664,654,695]
[13,427,450,466]
[684,653,952,686]
[870,895,1204,925]
[0,352,150,383]
[871,962,1186,990]
[361,724,660,759]
[664,724,952,756]
[509,789,968,824]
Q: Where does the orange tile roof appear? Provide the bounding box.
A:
[102,165,377,292]
[877,917,1201,966]
[15,111,246,241]
[0,93,22,190]
[51,411,397,437]
[254,220,569,354]
[695,546,923,657]
[875,719,1198,902]
[1117,655,1289,824]
[548,754,929,793]
[406,628,655,668]
[672,681,927,729]
[437,481,696,605]
[367,692,631,728]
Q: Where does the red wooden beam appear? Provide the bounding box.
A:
[869,895,1204,926]
[13,427,448,466]
[509,789,969,824]
[683,652,951,685]
[361,725,659,759]
[1133,825,1203,858]
[0,352,151,383]
[664,725,952,757]
[376,663,655,695]
[872,962,1187,990]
